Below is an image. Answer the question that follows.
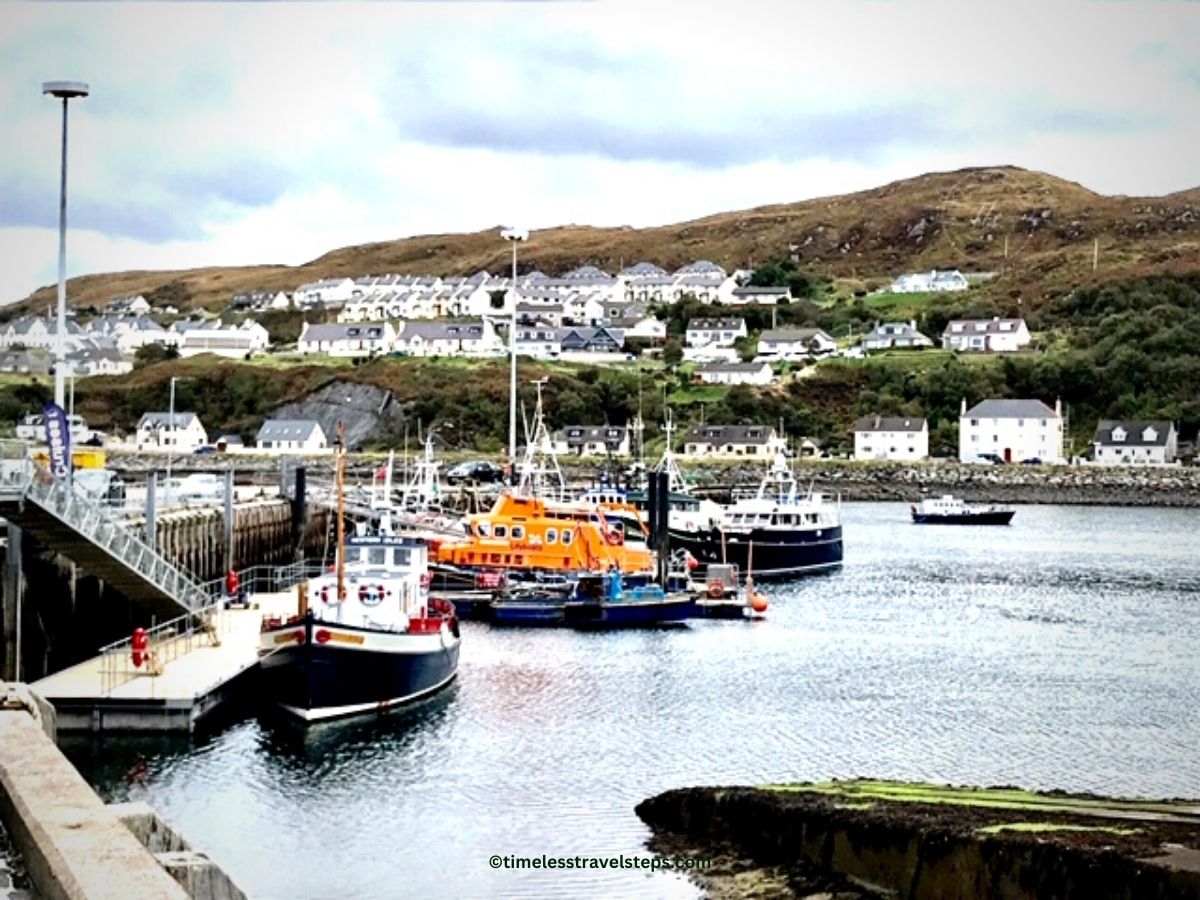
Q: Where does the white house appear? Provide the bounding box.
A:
[175,321,270,358]
[959,398,1064,464]
[942,318,1031,352]
[686,318,747,349]
[255,419,329,453]
[757,328,836,360]
[514,323,561,359]
[293,278,358,309]
[1092,420,1178,466]
[106,295,152,316]
[0,316,90,354]
[395,321,504,358]
[682,425,786,459]
[862,321,934,351]
[87,315,172,354]
[297,322,397,357]
[889,269,969,293]
[853,415,929,461]
[695,361,775,386]
[65,347,134,376]
[609,315,666,342]
[548,425,632,458]
[728,286,788,306]
[136,412,208,451]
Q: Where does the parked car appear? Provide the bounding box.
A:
[445,460,505,485]
[966,453,1006,465]
[1020,456,1043,465]
[193,445,217,455]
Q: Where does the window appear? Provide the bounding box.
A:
[970,419,979,426]
[546,528,558,544]
[494,525,508,538]
[368,548,387,565]
[561,530,573,545]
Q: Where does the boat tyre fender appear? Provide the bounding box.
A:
[706,580,725,600]
[606,529,623,546]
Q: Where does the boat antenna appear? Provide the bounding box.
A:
[336,421,346,605]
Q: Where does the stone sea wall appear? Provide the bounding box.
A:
[670,461,1200,508]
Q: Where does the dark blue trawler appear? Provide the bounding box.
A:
[668,452,843,580]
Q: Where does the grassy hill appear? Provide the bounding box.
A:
[9,166,1200,318]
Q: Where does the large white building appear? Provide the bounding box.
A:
[942,318,1031,352]
[1092,420,1178,466]
[853,416,929,461]
[959,398,1064,464]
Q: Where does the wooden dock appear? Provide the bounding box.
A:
[32,590,299,732]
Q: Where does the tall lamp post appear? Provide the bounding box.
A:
[165,375,183,505]
[500,227,528,480]
[42,81,89,411]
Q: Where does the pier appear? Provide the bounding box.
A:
[30,584,300,732]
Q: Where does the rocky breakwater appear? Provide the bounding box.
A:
[671,461,1200,508]
[636,780,1200,900]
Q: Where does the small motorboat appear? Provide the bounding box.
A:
[911,495,1015,525]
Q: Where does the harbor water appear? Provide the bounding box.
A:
[61,502,1200,899]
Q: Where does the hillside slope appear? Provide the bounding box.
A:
[13,166,1200,316]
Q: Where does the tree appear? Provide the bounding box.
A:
[662,338,683,366]
[133,344,179,368]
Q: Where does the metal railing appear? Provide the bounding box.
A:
[8,459,210,613]
[97,560,329,695]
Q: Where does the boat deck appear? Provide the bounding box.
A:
[32,590,298,732]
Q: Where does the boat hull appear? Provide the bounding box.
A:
[489,598,568,626]
[563,596,694,628]
[668,525,844,580]
[912,511,1015,525]
[259,617,460,722]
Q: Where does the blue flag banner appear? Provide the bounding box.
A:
[43,403,72,481]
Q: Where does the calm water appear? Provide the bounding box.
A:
[63,503,1200,900]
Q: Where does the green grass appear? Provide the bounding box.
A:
[0,373,50,388]
[862,291,941,317]
[759,780,1200,821]
[667,384,729,404]
[976,823,1141,836]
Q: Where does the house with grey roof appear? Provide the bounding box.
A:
[547,425,632,458]
[942,317,1030,352]
[757,327,836,360]
[729,285,789,306]
[106,295,151,315]
[682,424,786,459]
[862,320,934,351]
[1092,420,1178,466]
[695,361,775,386]
[65,346,133,377]
[255,419,329,453]
[135,412,208,451]
[686,318,747,349]
[515,323,561,360]
[394,320,504,357]
[0,349,52,376]
[853,415,929,461]
[297,322,397,357]
[959,398,1064,464]
[890,269,969,294]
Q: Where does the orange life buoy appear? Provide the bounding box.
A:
[706,580,725,600]
[606,529,623,546]
[131,627,148,668]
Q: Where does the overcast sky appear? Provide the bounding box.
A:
[2,0,1198,305]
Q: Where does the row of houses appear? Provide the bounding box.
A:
[295,320,635,359]
[0,315,271,374]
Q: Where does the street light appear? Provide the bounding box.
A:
[500,226,528,477]
[165,375,184,504]
[42,81,89,411]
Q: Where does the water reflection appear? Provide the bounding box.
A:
[62,503,1200,900]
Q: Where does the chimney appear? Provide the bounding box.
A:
[1055,397,1062,418]
[961,398,967,416]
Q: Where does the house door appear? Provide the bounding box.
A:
[1003,447,1012,462]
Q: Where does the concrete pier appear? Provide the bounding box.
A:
[31,590,298,732]
[0,689,188,899]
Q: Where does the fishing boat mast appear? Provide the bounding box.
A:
[336,421,346,604]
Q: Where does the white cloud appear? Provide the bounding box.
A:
[0,0,1197,305]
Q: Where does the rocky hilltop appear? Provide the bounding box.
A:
[11,166,1200,316]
